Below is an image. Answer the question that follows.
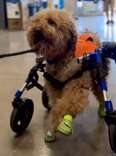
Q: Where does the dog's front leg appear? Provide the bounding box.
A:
[44,78,90,143]
[44,98,67,142]
[44,80,61,108]
[44,81,77,142]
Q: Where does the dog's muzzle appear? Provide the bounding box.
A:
[33,30,46,44]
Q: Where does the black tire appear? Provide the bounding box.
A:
[10,98,34,134]
[108,124,116,153]
[42,91,51,111]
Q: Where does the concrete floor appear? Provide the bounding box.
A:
[0,15,116,156]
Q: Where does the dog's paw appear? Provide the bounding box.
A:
[98,105,106,118]
[57,115,73,135]
[44,131,56,143]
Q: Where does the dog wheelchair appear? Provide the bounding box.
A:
[10,43,116,153]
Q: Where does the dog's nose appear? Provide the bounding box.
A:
[34,30,46,43]
[36,30,45,41]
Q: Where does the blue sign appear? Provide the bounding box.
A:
[59,0,64,9]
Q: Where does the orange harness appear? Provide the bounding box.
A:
[75,33,99,58]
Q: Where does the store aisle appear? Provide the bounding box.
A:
[78,15,116,42]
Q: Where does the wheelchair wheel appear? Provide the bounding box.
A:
[10,98,34,134]
[42,90,51,111]
[108,124,116,153]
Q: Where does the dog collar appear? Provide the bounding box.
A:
[47,59,56,64]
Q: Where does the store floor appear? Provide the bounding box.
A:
[0,15,116,156]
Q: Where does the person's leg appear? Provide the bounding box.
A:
[110,0,115,23]
[42,2,48,9]
[104,0,110,24]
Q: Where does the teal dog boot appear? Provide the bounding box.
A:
[44,131,56,143]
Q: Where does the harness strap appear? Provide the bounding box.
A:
[44,72,64,89]
[43,58,101,89]
[43,70,83,89]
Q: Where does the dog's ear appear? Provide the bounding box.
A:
[67,23,77,52]
[27,27,35,47]
[26,18,36,47]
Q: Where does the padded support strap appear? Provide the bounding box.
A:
[43,70,83,89]
[99,80,108,91]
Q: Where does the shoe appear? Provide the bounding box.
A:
[106,20,110,24]
[57,115,73,135]
[44,131,56,143]
[110,20,114,24]
[74,16,78,20]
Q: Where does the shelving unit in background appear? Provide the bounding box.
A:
[76,0,104,16]
[0,0,7,30]
[6,0,23,30]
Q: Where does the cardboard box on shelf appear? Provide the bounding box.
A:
[6,2,21,19]
[6,2,23,30]
[8,19,22,30]
[77,0,103,16]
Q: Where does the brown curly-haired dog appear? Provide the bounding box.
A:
[27,9,109,142]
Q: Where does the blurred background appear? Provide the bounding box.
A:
[0,0,116,40]
[0,0,109,29]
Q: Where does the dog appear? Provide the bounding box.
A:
[27,9,110,142]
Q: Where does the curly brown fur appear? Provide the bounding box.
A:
[27,10,110,137]
[27,10,77,61]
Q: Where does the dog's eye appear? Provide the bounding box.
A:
[48,18,56,27]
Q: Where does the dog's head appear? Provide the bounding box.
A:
[27,10,77,61]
